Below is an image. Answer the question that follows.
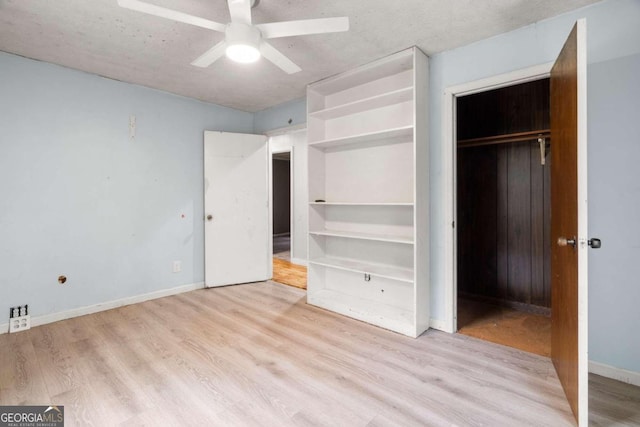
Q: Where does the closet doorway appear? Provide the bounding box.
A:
[446,23,590,423]
[455,78,552,356]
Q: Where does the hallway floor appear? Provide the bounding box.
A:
[273,258,307,290]
[273,234,291,261]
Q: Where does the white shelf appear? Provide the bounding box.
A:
[309,201,414,206]
[309,87,413,120]
[310,50,413,96]
[306,47,429,338]
[309,229,413,245]
[309,257,414,283]
[307,289,414,336]
[308,125,414,149]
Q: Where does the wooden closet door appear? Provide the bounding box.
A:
[550,19,589,426]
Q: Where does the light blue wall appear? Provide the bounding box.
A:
[587,52,640,372]
[0,52,253,320]
[253,97,306,134]
[252,0,640,373]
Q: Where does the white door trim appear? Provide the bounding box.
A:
[265,123,307,137]
[289,146,295,260]
[575,19,589,426]
[442,62,553,333]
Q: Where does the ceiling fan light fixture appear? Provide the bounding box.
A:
[225,23,261,64]
[226,43,260,63]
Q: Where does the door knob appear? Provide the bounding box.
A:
[206,214,213,221]
[588,238,602,249]
[557,237,576,247]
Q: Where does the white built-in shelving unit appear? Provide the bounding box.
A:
[306,47,429,338]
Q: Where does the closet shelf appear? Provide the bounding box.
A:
[457,129,550,148]
[309,257,414,283]
[309,201,414,206]
[308,125,413,149]
[309,229,414,245]
[308,87,413,120]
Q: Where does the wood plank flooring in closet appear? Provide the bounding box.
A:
[1,281,638,426]
[457,298,551,357]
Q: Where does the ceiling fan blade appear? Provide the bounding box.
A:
[191,41,228,68]
[260,42,301,74]
[227,0,252,25]
[117,0,226,32]
[257,17,349,39]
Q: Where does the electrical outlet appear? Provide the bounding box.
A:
[172,260,182,273]
[9,305,31,333]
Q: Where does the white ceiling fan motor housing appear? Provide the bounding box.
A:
[225,23,262,63]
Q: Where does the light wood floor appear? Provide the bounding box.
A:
[1,282,638,426]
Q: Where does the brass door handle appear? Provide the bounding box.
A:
[557,237,576,247]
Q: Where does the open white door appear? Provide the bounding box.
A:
[204,131,270,287]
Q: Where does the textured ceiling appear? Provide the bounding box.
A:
[0,0,601,112]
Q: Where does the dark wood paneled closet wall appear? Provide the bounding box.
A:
[457,79,550,139]
[457,79,551,310]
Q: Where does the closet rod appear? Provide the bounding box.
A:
[458,129,550,148]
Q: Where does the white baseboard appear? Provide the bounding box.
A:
[0,281,204,335]
[589,360,640,387]
[290,257,308,267]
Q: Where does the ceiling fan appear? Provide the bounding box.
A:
[117,0,349,74]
